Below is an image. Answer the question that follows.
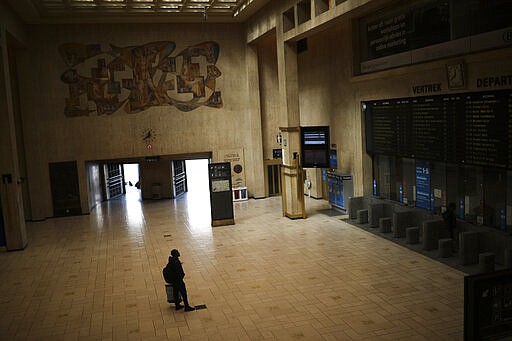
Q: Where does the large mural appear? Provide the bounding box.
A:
[58,41,223,116]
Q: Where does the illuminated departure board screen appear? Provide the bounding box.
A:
[364,90,512,169]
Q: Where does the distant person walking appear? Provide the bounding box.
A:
[443,202,457,240]
[163,249,195,311]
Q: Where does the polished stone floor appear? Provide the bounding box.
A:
[0,191,465,340]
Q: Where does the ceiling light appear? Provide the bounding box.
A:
[234,0,253,17]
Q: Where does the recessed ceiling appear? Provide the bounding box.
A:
[6,0,271,24]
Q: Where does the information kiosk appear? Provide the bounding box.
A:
[208,162,234,227]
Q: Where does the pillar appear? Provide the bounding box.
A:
[245,44,265,198]
[0,29,27,250]
[276,19,305,219]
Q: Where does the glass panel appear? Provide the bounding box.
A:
[392,157,402,202]
[375,155,390,199]
[409,0,450,50]
[431,161,446,214]
[359,0,512,63]
[483,168,506,229]
[468,0,512,35]
[372,153,511,231]
[460,165,483,224]
[508,171,512,231]
[402,157,415,206]
[446,163,460,215]
[374,155,400,200]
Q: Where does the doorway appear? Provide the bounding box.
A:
[183,158,211,229]
[49,161,82,216]
[118,158,209,202]
[123,163,140,200]
[185,159,209,195]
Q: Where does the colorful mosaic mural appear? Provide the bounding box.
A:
[58,41,222,116]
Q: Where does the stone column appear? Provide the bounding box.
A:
[276,21,305,219]
[0,33,27,250]
[245,44,265,198]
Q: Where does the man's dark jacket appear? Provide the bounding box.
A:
[163,256,185,283]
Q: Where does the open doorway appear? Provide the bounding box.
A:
[90,156,210,205]
[120,158,209,203]
[123,163,140,200]
[185,159,209,196]
[183,158,211,230]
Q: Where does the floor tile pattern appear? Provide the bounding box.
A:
[0,194,465,340]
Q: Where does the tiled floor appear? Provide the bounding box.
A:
[0,192,465,340]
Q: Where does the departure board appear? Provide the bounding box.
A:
[364,89,512,169]
[365,99,408,156]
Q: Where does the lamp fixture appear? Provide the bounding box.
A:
[203,5,208,21]
[234,0,254,17]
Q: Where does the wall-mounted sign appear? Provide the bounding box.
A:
[211,180,230,192]
[415,160,431,210]
[329,149,337,168]
[364,12,411,60]
[476,74,512,88]
[220,148,246,187]
[273,149,282,159]
[412,83,442,95]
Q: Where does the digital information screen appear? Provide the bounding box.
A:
[303,131,328,145]
[301,126,330,168]
[364,89,512,169]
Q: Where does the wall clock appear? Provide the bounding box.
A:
[141,128,156,147]
[446,62,466,89]
[233,164,243,174]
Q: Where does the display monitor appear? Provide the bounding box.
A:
[301,126,330,168]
